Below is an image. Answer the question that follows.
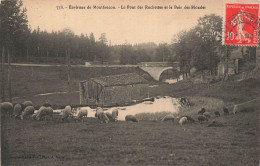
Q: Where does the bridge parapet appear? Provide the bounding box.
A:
[138,62,179,67]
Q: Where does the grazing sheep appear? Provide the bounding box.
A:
[34,106,53,121]
[161,115,174,122]
[180,115,195,123]
[125,115,138,122]
[223,107,229,115]
[21,101,33,110]
[97,111,109,123]
[198,108,206,115]
[65,105,72,111]
[95,107,109,123]
[233,105,238,114]
[32,106,44,120]
[112,108,119,121]
[198,115,208,123]
[61,105,73,122]
[214,111,221,117]
[105,112,114,122]
[95,107,103,117]
[0,102,13,115]
[96,107,103,113]
[13,104,22,118]
[21,106,35,120]
[203,112,211,119]
[179,117,188,125]
[31,111,39,120]
[75,108,88,122]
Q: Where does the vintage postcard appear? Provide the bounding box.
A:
[1,0,259,165]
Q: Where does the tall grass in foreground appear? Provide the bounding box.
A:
[135,96,226,121]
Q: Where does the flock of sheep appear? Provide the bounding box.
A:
[0,101,140,123]
[157,106,230,126]
[0,98,238,125]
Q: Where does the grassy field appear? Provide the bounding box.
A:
[2,109,259,166]
[1,65,260,165]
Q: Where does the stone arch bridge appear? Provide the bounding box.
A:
[138,62,180,81]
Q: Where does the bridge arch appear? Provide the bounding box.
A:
[140,66,180,81]
[158,67,181,81]
[157,67,174,81]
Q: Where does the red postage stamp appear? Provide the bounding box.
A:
[223,3,259,46]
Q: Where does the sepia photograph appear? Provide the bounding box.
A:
[0,0,260,165]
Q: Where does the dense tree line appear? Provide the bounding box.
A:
[25,28,112,64]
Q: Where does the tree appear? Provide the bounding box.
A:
[98,33,108,44]
[196,14,223,75]
[172,30,195,79]
[155,43,172,62]
[0,0,29,57]
[172,14,224,79]
[0,0,29,102]
[119,44,135,65]
[89,32,95,43]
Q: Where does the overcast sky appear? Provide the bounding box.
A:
[22,0,258,45]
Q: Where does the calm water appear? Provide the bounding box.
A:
[61,97,181,121]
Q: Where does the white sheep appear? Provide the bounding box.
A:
[161,114,174,122]
[99,112,109,123]
[13,104,22,118]
[34,106,53,121]
[182,115,196,123]
[104,109,118,122]
[31,111,39,120]
[105,112,116,122]
[233,105,239,114]
[179,117,188,125]
[95,107,103,117]
[65,105,72,111]
[0,102,13,116]
[31,106,44,120]
[95,107,109,123]
[125,115,138,122]
[112,109,119,121]
[21,106,35,120]
[75,107,88,123]
[21,101,33,110]
[61,105,73,122]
